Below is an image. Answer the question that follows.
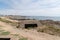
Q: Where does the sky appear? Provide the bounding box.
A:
[0,0,60,16]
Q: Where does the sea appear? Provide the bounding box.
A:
[27,16,60,21]
[0,15,60,21]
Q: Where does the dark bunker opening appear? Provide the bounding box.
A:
[25,24,38,28]
[0,38,10,40]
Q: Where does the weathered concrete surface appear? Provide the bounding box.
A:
[17,20,41,28]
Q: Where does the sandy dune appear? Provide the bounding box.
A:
[0,21,60,40]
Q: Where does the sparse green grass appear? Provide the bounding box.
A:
[0,30,5,32]
[10,22,18,26]
[19,38,28,40]
[1,31,10,35]
[11,34,19,36]
[0,18,17,26]
[0,18,12,23]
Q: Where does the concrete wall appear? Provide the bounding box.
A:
[18,20,41,28]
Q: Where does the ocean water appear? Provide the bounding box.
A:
[27,16,60,21]
[1,15,60,21]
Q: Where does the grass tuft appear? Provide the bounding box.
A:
[37,25,60,36]
[1,31,10,35]
[19,38,28,40]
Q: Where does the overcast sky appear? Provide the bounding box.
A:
[0,0,60,16]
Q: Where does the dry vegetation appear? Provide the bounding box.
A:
[0,17,18,26]
[37,20,60,36]
[19,37,28,40]
[0,23,28,40]
[1,16,60,40]
[1,17,60,37]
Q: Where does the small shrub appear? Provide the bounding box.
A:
[11,34,19,36]
[37,29,44,32]
[19,38,28,40]
[1,31,10,35]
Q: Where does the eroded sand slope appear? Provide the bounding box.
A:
[0,21,60,40]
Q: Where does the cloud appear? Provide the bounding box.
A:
[0,0,60,16]
[9,0,60,9]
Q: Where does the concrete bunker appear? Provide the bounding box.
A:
[0,38,10,40]
[25,24,38,28]
[17,20,41,29]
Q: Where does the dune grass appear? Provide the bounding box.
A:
[0,18,12,23]
[0,31,10,35]
[0,18,17,26]
[19,37,28,40]
[11,34,19,37]
[37,25,60,36]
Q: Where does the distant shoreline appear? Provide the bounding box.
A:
[0,15,60,21]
